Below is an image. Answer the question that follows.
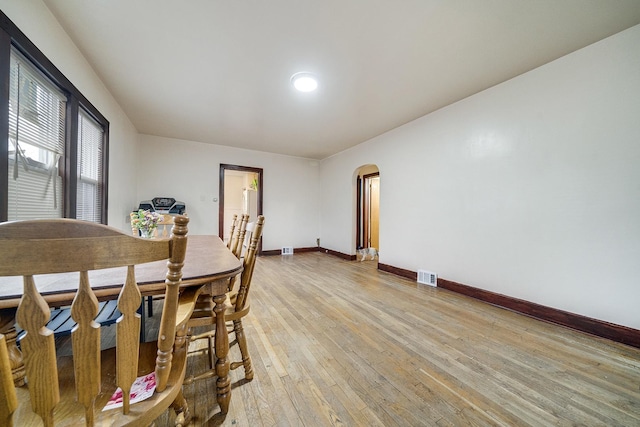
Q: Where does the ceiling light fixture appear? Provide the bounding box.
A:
[291,72,318,92]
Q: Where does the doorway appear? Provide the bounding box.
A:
[219,164,263,251]
[356,165,380,252]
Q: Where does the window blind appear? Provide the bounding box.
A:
[77,109,104,222]
[7,48,66,220]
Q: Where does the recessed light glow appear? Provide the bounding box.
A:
[291,72,318,92]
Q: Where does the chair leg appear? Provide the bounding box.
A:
[230,319,253,380]
[171,389,191,427]
[207,333,215,370]
[183,329,217,385]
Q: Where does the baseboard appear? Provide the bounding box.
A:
[378,263,415,280]
[378,263,640,349]
[319,247,357,261]
[264,247,355,260]
[261,247,322,257]
[261,249,283,256]
[295,247,321,253]
[264,247,354,260]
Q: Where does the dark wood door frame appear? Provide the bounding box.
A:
[356,171,379,250]
[356,175,362,249]
[219,164,264,253]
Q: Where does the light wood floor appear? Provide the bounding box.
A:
[70,252,640,426]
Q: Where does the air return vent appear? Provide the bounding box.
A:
[417,270,437,287]
[282,247,294,255]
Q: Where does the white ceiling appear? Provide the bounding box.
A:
[43,0,640,160]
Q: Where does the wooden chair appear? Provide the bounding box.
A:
[226,214,238,249]
[16,299,122,340]
[155,214,174,238]
[241,219,258,258]
[228,214,249,259]
[185,215,265,384]
[0,216,192,426]
[223,214,251,295]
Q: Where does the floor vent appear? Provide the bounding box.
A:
[417,270,437,287]
[282,247,294,255]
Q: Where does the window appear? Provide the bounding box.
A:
[0,11,109,223]
[8,48,66,220]
[77,109,104,222]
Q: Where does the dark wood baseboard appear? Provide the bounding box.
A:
[261,249,281,256]
[319,247,356,260]
[262,247,321,257]
[378,263,415,280]
[265,247,355,260]
[437,278,640,349]
[377,263,640,349]
[295,247,321,253]
[262,247,355,260]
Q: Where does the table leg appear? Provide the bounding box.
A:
[0,308,25,387]
[213,293,230,414]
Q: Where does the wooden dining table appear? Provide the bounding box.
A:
[0,234,242,415]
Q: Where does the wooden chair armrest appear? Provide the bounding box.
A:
[176,287,203,327]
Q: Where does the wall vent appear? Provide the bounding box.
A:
[282,247,294,255]
[417,270,437,287]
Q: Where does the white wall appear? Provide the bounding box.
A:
[0,1,140,230]
[320,25,640,329]
[5,2,638,329]
[137,134,321,251]
[2,1,318,250]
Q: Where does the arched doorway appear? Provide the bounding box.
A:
[356,165,380,254]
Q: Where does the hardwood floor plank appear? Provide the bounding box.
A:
[246,321,304,426]
[54,252,640,426]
